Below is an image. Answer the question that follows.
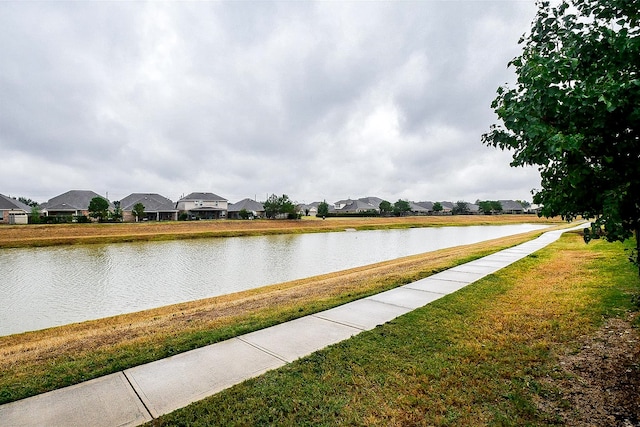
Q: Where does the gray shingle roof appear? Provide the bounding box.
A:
[40,190,113,211]
[0,194,32,211]
[120,193,177,212]
[228,198,264,212]
[499,200,524,212]
[415,201,434,210]
[338,200,378,212]
[358,196,384,208]
[179,192,227,202]
[409,202,430,212]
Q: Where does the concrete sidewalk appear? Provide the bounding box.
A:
[0,225,585,426]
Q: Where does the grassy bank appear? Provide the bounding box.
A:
[0,225,564,405]
[148,232,639,426]
[0,215,561,248]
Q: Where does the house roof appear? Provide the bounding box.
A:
[228,198,264,213]
[439,201,454,209]
[0,194,32,211]
[499,200,524,211]
[358,197,385,208]
[409,202,430,212]
[179,192,227,202]
[40,190,113,211]
[297,202,321,210]
[120,193,177,212]
[415,201,434,210]
[338,199,378,212]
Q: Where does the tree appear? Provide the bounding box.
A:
[263,194,279,219]
[18,197,38,207]
[478,200,503,215]
[279,195,297,218]
[263,194,296,219]
[482,0,640,269]
[88,197,110,222]
[379,200,393,216]
[132,203,145,222]
[393,199,411,216]
[453,201,470,215]
[432,202,443,214]
[110,201,123,222]
[29,206,41,224]
[317,201,329,217]
[239,208,250,220]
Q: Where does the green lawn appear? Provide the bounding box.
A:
[149,232,639,426]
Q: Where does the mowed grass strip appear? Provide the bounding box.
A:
[0,227,560,405]
[148,232,639,427]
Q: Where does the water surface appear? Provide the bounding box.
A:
[0,223,549,335]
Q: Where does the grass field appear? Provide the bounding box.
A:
[148,232,639,426]
[0,216,564,405]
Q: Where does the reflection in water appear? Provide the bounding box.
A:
[0,224,549,335]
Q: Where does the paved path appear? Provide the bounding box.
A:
[0,225,586,426]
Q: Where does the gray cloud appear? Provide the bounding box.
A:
[1,1,540,205]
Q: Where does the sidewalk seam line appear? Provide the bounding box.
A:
[311,314,367,331]
[236,337,290,364]
[122,370,155,420]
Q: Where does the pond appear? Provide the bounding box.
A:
[0,223,549,336]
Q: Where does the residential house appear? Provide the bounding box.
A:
[176,192,228,219]
[297,202,320,217]
[499,200,525,214]
[39,190,113,219]
[358,196,385,210]
[120,193,179,222]
[417,201,452,214]
[408,202,431,215]
[415,201,434,212]
[333,199,352,210]
[227,198,265,219]
[467,203,480,214]
[335,199,378,214]
[0,194,31,224]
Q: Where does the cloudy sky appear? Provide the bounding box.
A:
[1,1,541,205]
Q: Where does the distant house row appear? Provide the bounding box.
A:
[1,190,242,224]
[295,197,528,216]
[0,190,529,224]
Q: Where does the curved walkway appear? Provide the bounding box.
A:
[0,224,586,426]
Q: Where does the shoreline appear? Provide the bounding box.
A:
[0,215,562,249]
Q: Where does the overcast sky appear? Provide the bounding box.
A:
[1,1,541,205]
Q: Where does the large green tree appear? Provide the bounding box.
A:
[393,199,411,216]
[379,200,393,216]
[132,202,145,222]
[317,201,329,218]
[263,194,296,219]
[88,197,110,222]
[453,201,470,215]
[478,201,503,215]
[482,0,640,268]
